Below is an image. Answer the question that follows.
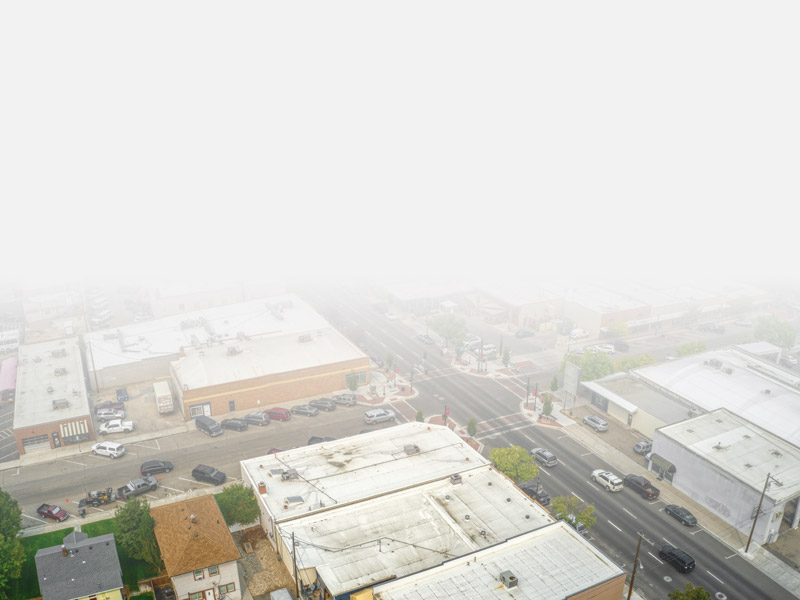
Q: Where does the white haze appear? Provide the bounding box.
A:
[1,2,797,291]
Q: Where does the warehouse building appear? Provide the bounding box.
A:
[13,337,93,455]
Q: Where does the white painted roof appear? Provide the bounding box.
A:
[172,328,364,390]
[633,347,800,446]
[14,337,89,428]
[241,423,492,522]
[373,521,624,600]
[657,409,800,504]
[280,465,554,596]
[84,294,330,371]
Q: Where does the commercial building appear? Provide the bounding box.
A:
[14,337,93,455]
[653,409,800,545]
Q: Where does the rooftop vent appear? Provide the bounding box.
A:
[762,389,771,395]
[499,571,518,589]
[713,442,727,451]
[52,349,67,358]
[281,469,299,481]
[54,368,67,376]
[706,359,723,369]
[772,450,783,458]
[404,444,420,456]
[745,463,753,468]
[297,334,312,343]
[227,345,242,356]
[450,474,462,485]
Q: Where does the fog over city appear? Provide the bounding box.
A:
[2,3,797,290]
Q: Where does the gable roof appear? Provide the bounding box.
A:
[151,495,241,577]
[35,532,123,600]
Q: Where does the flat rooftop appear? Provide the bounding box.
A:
[582,373,691,425]
[633,347,800,446]
[85,294,331,371]
[280,465,554,596]
[14,337,89,429]
[658,409,800,504]
[241,423,492,522]
[172,328,365,390]
[566,284,649,315]
[373,521,624,600]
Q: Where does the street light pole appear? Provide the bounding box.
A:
[746,472,778,552]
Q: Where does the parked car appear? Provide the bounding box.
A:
[291,405,319,417]
[37,504,69,522]
[665,504,697,526]
[308,436,336,445]
[333,393,357,406]
[530,448,558,467]
[116,477,158,501]
[563,513,589,537]
[99,419,135,435]
[623,474,660,499]
[195,415,223,437]
[417,333,434,344]
[593,344,615,354]
[633,440,653,455]
[569,329,589,340]
[91,441,126,458]
[591,469,623,492]
[265,407,291,421]
[192,464,227,485]
[221,418,249,432]
[515,329,535,338]
[140,460,173,476]
[698,323,725,334]
[244,412,271,426]
[583,415,608,432]
[659,544,695,573]
[519,481,550,506]
[781,355,798,367]
[613,340,630,352]
[364,408,396,425]
[309,398,337,411]
[115,388,129,402]
[96,408,125,422]
[94,401,124,413]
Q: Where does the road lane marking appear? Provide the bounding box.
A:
[662,537,675,546]
[725,553,737,559]
[623,508,638,519]
[179,477,211,486]
[607,520,622,532]
[581,452,593,456]
[648,552,663,564]
[60,459,87,467]
[571,492,584,502]
[557,459,567,467]
[538,468,551,477]
[706,570,724,584]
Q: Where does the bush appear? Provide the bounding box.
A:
[467,418,478,437]
[415,409,424,422]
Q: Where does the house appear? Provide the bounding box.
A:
[151,495,243,600]
[35,531,124,600]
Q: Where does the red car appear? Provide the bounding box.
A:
[94,401,124,413]
[37,503,69,522]
[264,407,291,421]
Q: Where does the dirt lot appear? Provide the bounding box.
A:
[233,527,297,600]
[567,401,652,465]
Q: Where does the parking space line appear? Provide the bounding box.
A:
[23,514,47,524]
[648,552,663,564]
[662,537,675,546]
[623,508,638,519]
[538,468,551,477]
[179,477,211,486]
[571,492,584,502]
[706,570,724,584]
[725,553,737,560]
[607,520,622,532]
[160,485,184,493]
[60,459,87,467]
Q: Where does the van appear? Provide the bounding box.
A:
[659,544,695,573]
[633,440,652,455]
[195,415,223,437]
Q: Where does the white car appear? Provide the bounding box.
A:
[593,344,615,354]
[91,441,126,458]
[99,419,135,435]
[592,469,623,492]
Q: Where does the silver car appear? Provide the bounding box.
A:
[364,408,396,425]
[583,415,608,432]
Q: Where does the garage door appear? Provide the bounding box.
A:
[21,434,51,453]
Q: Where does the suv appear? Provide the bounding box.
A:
[265,407,291,421]
[91,442,126,458]
[309,398,337,411]
[140,460,173,476]
[221,418,248,431]
[364,408,396,425]
[659,544,696,573]
[583,415,608,432]
[633,440,652,455]
[96,408,125,422]
[192,464,227,486]
[333,393,357,406]
[195,415,223,437]
[530,448,558,467]
[591,469,623,492]
[244,412,271,426]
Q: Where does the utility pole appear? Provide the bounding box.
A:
[746,472,773,553]
[627,534,643,600]
[525,378,530,408]
[292,532,300,599]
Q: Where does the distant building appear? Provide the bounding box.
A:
[35,531,124,600]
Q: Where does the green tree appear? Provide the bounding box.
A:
[541,395,553,416]
[606,322,630,337]
[550,374,559,391]
[613,355,657,371]
[114,498,163,570]
[415,409,424,422]
[217,483,260,527]
[489,446,539,483]
[0,488,24,596]
[347,375,359,393]
[564,351,614,381]
[677,341,706,357]
[502,347,511,367]
[667,583,712,600]
[427,314,467,349]
[550,495,596,531]
[467,418,478,437]
[755,315,796,350]
[385,352,395,372]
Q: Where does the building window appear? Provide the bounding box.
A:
[209,565,219,576]
[190,592,203,600]
[194,569,204,580]
[219,583,236,594]
[190,406,205,418]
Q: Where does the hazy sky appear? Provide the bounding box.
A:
[2,2,797,289]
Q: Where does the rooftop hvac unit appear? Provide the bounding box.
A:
[227,346,242,356]
[281,469,299,481]
[499,571,518,589]
[297,334,312,343]
[450,474,462,485]
[54,368,67,376]
[404,444,420,456]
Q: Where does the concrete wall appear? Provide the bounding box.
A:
[14,416,94,455]
[567,574,626,600]
[89,354,177,392]
[654,433,779,544]
[630,409,664,440]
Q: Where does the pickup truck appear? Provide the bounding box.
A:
[623,474,660,499]
[116,476,158,501]
[37,503,69,522]
[99,419,135,435]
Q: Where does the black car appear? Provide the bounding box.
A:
[221,418,248,432]
[140,460,173,476]
[664,504,697,526]
[308,436,337,445]
[291,405,319,417]
[116,388,129,402]
[192,464,226,485]
[309,398,337,411]
[244,412,271,426]
[520,481,550,506]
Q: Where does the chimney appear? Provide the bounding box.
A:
[190,514,197,523]
[61,545,67,557]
